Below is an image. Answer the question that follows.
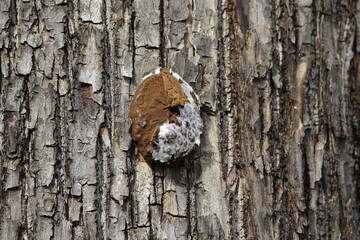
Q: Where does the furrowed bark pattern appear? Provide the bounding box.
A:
[0,0,358,239]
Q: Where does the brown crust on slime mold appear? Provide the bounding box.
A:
[128,70,189,163]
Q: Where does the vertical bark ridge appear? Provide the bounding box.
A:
[159,0,166,68]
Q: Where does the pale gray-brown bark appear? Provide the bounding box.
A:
[0,0,359,239]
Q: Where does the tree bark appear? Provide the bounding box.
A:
[0,0,359,239]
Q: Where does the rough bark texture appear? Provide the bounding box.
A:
[0,0,359,239]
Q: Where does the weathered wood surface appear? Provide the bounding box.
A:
[0,0,359,239]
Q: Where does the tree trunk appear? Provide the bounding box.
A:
[1,0,359,239]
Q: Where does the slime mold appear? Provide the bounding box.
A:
[128,69,203,165]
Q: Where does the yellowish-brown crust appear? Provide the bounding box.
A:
[128,70,189,163]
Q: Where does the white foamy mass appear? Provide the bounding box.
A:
[150,69,203,163]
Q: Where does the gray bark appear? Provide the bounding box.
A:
[0,0,359,239]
